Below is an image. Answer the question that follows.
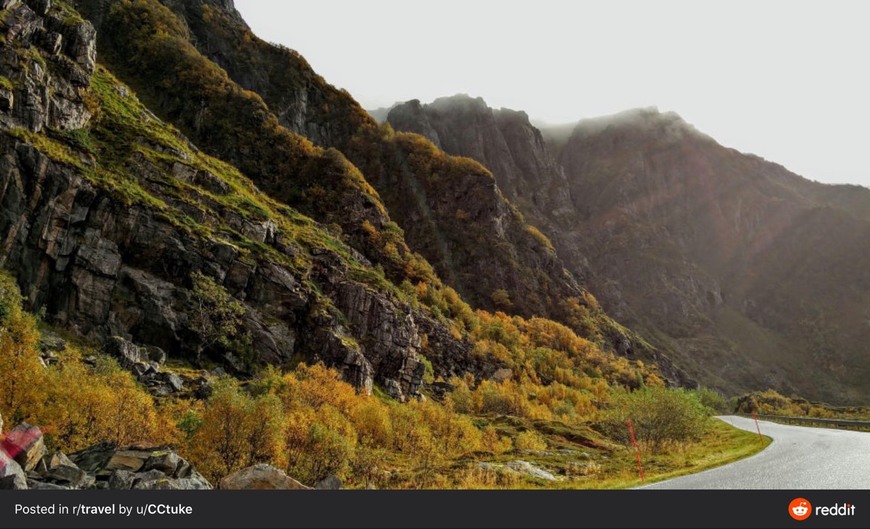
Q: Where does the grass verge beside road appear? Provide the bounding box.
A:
[588,418,771,489]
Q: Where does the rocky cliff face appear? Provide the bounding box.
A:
[388,96,575,223]
[387,95,597,287]
[0,0,94,133]
[71,0,645,352]
[0,0,493,401]
[152,0,375,154]
[71,0,425,295]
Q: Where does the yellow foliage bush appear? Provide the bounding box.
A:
[0,273,168,452]
[514,430,548,451]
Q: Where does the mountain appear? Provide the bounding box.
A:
[0,0,787,491]
[61,0,685,381]
[388,96,576,228]
[1,0,489,402]
[388,101,870,403]
[1,0,667,392]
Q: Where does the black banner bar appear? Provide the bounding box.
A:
[1,490,867,529]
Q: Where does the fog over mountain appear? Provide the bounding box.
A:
[235,0,870,188]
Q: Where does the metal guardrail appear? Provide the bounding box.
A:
[743,414,870,430]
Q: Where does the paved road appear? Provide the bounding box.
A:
[642,415,870,489]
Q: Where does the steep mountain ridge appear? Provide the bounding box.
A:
[387,95,593,283]
[0,0,494,402]
[389,101,870,403]
[388,96,575,222]
[62,0,684,382]
[145,0,582,315]
[70,0,574,315]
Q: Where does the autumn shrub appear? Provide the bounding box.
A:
[514,430,548,451]
[597,386,708,451]
[694,387,732,414]
[285,404,358,484]
[0,292,45,425]
[480,425,513,455]
[0,273,169,451]
[184,378,285,483]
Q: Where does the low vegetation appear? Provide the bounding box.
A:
[597,386,708,452]
[0,272,765,488]
[0,273,171,451]
[736,389,870,421]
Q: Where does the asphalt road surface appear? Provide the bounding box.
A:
[642,415,870,489]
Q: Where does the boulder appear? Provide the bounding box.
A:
[314,474,342,490]
[505,460,558,481]
[491,368,513,382]
[220,464,311,490]
[44,452,90,488]
[131,468,168,489]
[105,336,148,369]
[68,442,115,473]
[173,468,212,490]
[143,345,167,365]
[105,448,155,472]
[1,423,47,472]
[108,469,135,490]
[0,451,28,490]
[143,450,181,474]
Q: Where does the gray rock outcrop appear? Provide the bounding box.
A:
[219,464,310,490]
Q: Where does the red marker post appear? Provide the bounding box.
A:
[752,411,764,443]
[627,418,645,482]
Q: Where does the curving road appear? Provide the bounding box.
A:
[642,415,870,489]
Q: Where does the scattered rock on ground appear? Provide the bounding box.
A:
[0,450,28,490]
[220,464,311,490]
[0,420,212,490]
[476,460,559,482]
[314,474,342,490]
[505,460,558,481]
[1,423,46,472]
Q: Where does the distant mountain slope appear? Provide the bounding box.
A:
[390,101,870,403]
[366,106,395,124]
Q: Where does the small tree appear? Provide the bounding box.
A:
[598,386,708,452]
[189,272,246,363]
[491,289,512,309]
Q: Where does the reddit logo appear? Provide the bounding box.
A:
[789,498,812,521]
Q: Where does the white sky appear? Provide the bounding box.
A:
[235,0,870,187]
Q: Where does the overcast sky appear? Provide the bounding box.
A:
[235,0,870,187]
